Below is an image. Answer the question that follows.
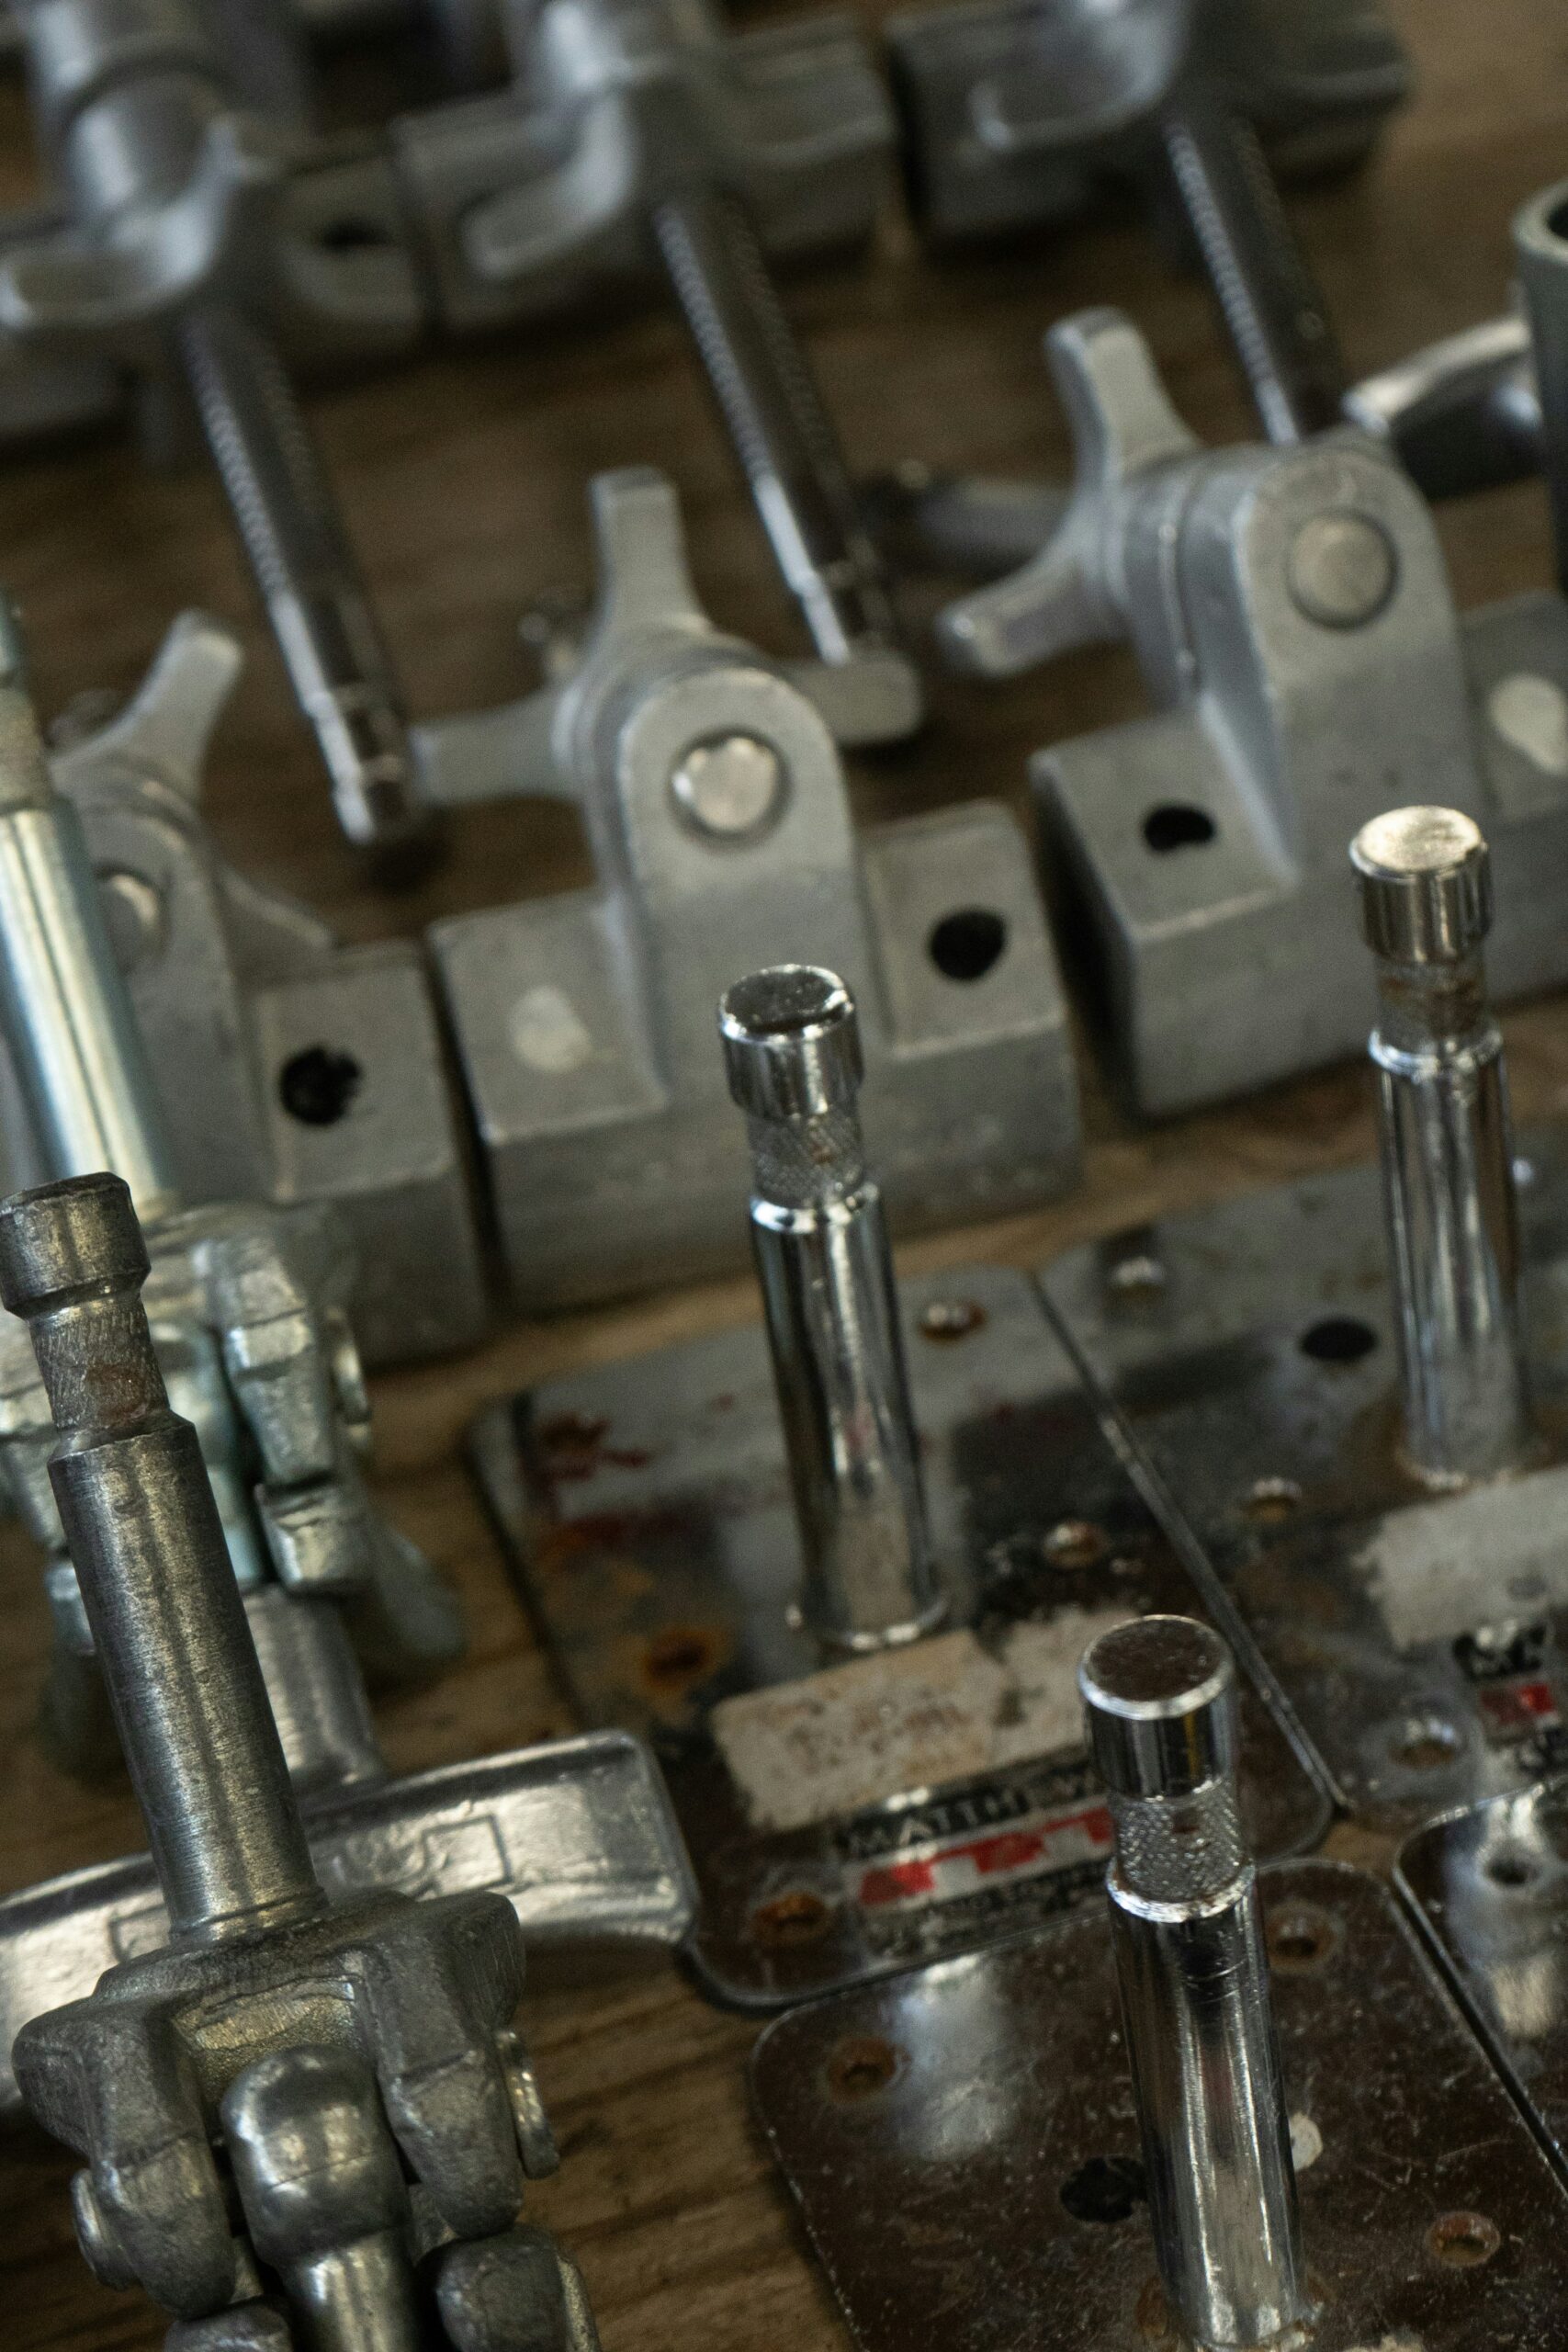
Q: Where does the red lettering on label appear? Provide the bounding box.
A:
[854,1802,1113,1912]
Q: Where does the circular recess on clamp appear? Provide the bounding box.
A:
[669,732,785,838]
[278,1045,363,1127]
[928,907,1008,981]
[1286,510,1398,629]
[1299,1314,1378,1364]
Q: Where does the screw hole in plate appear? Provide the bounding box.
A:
[919,1297,987,1341]
[1042,1519,1109,1571]
[928,908,1008,981]
[1265,1902,1339,1973]
[1389,1711,1463,1771]
[750,1890,834,1949]
[1241,1476,1303,1524]
[1142,803,1216,853]
[825,2036,901,2103]
[1060,2154,1147,2225]
[1299,1315,1378,1365]
[1427,2210,1501,2268]
[1485,1848,1540,1889]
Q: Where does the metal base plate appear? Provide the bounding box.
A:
[0,1730,695,2129]
[1399,1777,1568,2181]
[471,1263,1327,2008]
[1039,1138,1568,1828]
[751,1860,1568,2351]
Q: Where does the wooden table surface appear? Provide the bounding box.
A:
[6,0,1568,2341]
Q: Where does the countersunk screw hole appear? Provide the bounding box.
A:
[750,1890,833,1949]
[1485,1848,1538,1889]
[1142,803,1215,853]
[1242,1476,1303,1524]
[1043,1520,1109,1571]
[1428,2211,1501,2268]
[1299,1316,1378,1364]
[278,1046,363,1126]
[641,1625,719,1690]
[919,1297,987,1341]
[825,2036,900,2102]
[1391,1712,1463,1770]
[928,908,1008,981]
[1266,1903,1338,1972]
[1060,2154,1147,2225]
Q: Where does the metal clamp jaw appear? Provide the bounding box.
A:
[11,614,486,1366]
[415,466,1079,1308]
[886,0,1412,244]
[393,0,891,332]
[950,308,1568,1116]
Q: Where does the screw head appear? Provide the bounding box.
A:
[1287,511,1397,629]
[670,734,784,837]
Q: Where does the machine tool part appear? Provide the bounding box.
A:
[1353,808,1533,1485]
[473,1234,1325,2007]
[0,610,464,1786]
[20,613,484,1366]
[1399,1779,1568,2188]
[752,1856,1568,2347]
[1081,1616,1302,2347]
[720,967,944,1653]
[418,469,1078,1309]
[0,0,433,861]
[392,0,916,704]
[0,1729,696,2126]
[886,0,1410,443]
[0,1173,606,2345]
[942,308,1568,1116]
[1039,1065,1568,1826]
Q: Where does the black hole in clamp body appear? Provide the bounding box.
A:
[1143,803,1216,853]
[279,1046,364,1127]
[928,908,1008,981]
[319,218,393,253]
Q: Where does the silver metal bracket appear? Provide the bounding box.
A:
[417,469,1078,1308]
[945,310,1568,1116]
[471,1259,1327,2007]
[1039,1134,1568,1828]
[10,616,486,1366]
[885,0,1411,245]
[1398,1780,1568,2187]
[0,1727,695,2130]
[751,1859,1568,2349]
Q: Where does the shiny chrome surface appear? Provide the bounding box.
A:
[0,1173,321,1943]
[1082,1617,1303,2348]
[1353,807,1532,1484]
[751,1860,1568,2350]
[0,616,177,1223]
[720,966,943,1651]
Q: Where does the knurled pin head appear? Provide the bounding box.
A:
[718,965,863,1121]
[0,1172,148,1320]
[1351,806,1492,965]
[1078,1614,1237,1801]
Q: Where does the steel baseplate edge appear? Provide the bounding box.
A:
[750,1860,1568,2352]
[1037,1134,1568,1830]
[0,1730,697,2128]
[469,1261,1327,2010]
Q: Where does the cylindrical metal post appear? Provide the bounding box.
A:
[1351,806,1532,1484]
[718,966,944,1650]
[0,1172,322,1943]
[1079,1614,1303,2349]
[0,605,179,1224]
[652,187,904,667]
[1515,182,1568,590]
[176,305,434,865]
[1158,83,1347,445]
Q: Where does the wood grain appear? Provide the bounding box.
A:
[3,0,1567,2340]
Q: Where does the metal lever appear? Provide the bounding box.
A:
[938,308,1198,677]
[0,1172,321,1944]
[1351,807,1533,1486]
[1080,1613,1303,2349]
[718,964,945,1651]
